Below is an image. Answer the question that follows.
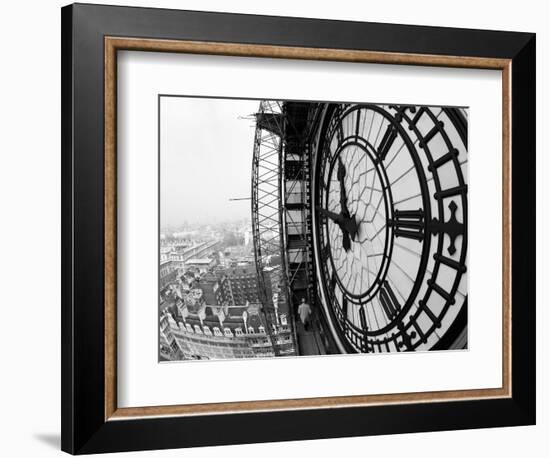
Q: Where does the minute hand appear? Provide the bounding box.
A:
[336,158,359,241]
[337,158,350,217]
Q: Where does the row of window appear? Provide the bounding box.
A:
[182,344,254,360]
[181,322,266,337]
[164,329,295,360]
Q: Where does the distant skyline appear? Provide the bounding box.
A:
[160,96,259,228]
[160,216,251,234]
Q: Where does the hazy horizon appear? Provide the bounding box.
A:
[160,96,259,227]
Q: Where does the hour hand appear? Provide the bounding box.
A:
[318,207,359,250]
[318,207,342,224]
[342,230,351,252]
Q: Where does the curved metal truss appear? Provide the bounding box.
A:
[251,100,287,355]
[252,101,285,275]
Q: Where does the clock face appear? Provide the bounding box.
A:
[313,104,468,353]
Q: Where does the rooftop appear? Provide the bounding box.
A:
[186,258,213,265]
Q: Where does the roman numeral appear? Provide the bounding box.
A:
[336,120,344,144]
[358,306,370,353]
[379,281,401,320]
[359,306,368,331]
[330,272,337,291]
[321,245,330,261]
[388,208,425,241]
[341,296,348,319]
[355,109,362,137]
[377,123,398,161]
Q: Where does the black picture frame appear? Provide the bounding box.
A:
[61,3,535,454]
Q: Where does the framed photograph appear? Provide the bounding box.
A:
[61,3,536,454]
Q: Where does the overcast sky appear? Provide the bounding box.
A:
[160,96,259,228]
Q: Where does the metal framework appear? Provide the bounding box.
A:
[281,103,320,309]
[282,103,337,355]
[251,101,288,355]
[251,100,329,356]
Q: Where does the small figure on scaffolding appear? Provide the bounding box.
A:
[298,298,312,331]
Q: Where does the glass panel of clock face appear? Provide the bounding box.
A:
[314,104,468,354]
[160,96,468,363]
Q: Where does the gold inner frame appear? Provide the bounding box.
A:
[104,37,512,421]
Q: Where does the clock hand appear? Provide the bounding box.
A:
[335,157,360,241]
[337,155,346,182]
[318,207,359,250]
[346,214,359,242]
[342,229,351,252]
[337,157,350,218]
[318,207,345,226]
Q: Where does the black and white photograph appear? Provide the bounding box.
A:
[159,97,469,361]
[0,0,543,456]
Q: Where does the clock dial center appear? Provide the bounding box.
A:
[326,143,389,299]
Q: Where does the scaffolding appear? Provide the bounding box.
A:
[281,102,319,310]
[251,100,325,356]
[251,101,289,356]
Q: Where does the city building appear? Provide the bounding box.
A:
[160,300,295,360]
[159,219,297,360]
[225,264,261,305]
[196,272,233,308]
[160,259,178,292]
[185,257,216,273]
[160,240,222,273]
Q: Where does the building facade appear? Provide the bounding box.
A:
[160,259,178,292]
[160,289,296,360]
